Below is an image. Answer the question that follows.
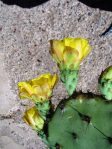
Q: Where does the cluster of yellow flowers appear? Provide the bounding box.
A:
[18,37,91,131]
[18,73,58,130]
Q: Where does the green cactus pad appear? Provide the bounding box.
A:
[47,93,112,149]
[60,69,78,95]
[99,66,112,100]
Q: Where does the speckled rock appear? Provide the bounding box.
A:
[0,0,112,148]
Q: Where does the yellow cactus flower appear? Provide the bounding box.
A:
[50,37,91,70]
[23,107,44,131]
[18,73,58,102]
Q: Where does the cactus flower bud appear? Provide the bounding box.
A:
[23,107,44,131]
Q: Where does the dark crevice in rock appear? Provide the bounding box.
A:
[1,0,49,8]
[79,0,112,11]
[101,23,112,36]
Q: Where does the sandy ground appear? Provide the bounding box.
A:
[0,0,112,148]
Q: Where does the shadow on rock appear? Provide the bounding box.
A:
[1,0,49,8]
[79,0,112,11]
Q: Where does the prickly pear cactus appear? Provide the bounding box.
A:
[47,93,112,149]
[18,38,112,149]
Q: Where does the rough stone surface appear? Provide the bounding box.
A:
[0,0,112,148]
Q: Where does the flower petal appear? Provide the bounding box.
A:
[50,40,65,63]
[51,74,58,87]
[18,82,35,99]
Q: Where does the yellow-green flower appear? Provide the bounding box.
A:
[23,107,44,131]
[50,37,91,70]
[18,73,58,102]
[50,38,91,95]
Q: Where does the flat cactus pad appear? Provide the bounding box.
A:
[47,93,112,149]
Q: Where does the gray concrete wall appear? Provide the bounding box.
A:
[0,0,112,148]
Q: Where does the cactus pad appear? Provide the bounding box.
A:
[47,93,112,149]
[99,66,112,100]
